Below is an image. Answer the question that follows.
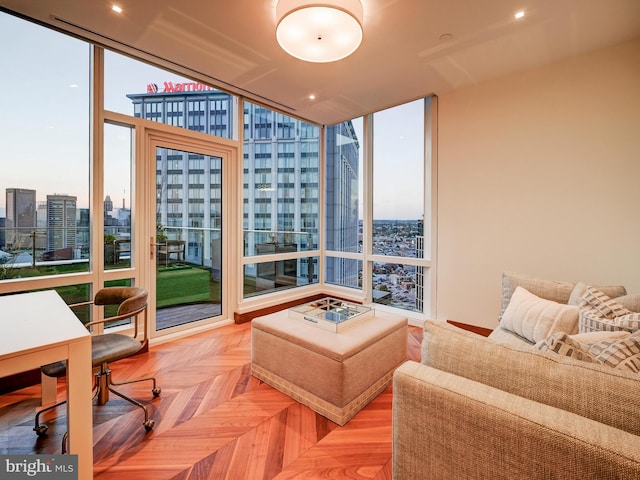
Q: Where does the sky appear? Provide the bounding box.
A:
[0,12,425,221]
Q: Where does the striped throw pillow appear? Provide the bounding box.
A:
[588,333,640,373]
[579,287,639,334]
[535,332,599,363]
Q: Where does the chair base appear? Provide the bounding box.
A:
[34,362,161,447]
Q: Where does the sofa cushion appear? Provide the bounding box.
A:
[616,293,640,313]
[500,286,579,343]
[499,272,576,321]
[488,326,534,347]
[422,320,640,436]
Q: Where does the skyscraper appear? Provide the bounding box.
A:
[46,194,77,253]
[104,195,113,215]
[5,188,36,249]
[127,83,359,288]
[325,121,360,287]
[0,218,5,251]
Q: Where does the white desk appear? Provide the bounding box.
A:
[0,290,93,479]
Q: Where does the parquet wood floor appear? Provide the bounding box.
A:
[0,322,423,479]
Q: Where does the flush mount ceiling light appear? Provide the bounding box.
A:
[276,0,364,63]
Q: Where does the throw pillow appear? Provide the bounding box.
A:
[587,333,640,373]
[500,286,579,343]
[567,281,627,306]
[580,286,631,319]
[578,286,639,334]
[535,332,599,363]
[613,312,640,331]
[499,272,575,321]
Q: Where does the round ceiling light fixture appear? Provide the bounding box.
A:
[276,0,364,63]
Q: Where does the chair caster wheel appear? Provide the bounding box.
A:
[143,419,155,431]
[34,424,48,436]
[152,387,161,397]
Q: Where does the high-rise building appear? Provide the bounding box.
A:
[77,208,90,253]
[36,201,48,249]
[104,194,119,230]
[0,217,5,251]
[5,188,36,249]
[416,234,424,313]
[36,201,47,229]
[127,83,359,288]
[325,121,360,287]
[46,194,77,253]
[104,195,113,215]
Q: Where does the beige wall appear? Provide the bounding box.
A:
[436,38,640,329]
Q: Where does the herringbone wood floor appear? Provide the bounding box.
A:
[0,322,423,479]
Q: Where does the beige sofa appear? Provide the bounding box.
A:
[392,273,640,479]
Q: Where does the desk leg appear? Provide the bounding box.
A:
[41,372,57,406]
[66,338,93,479]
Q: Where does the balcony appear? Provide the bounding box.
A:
[0,225,318,329]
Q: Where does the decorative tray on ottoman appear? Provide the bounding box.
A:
[288,297,374,333]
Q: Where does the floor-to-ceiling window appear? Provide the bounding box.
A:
[0,13,238,335]
[242,101,320,297]
[104,49,236,333]
[103,123,133,270]
[324,98,434,316]
[325,119,363,290]
[0,12,92,307]
[371,99,426,313]
[0,10,435,325]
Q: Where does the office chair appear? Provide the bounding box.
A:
[34,287,161,439]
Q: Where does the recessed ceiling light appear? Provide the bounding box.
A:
[309,94,316,100]
[69,84,79,88]
[112,5,123,14]
[515,11,525,19]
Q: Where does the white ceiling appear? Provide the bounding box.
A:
[2,0,640,125]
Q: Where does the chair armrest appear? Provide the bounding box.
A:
[85,304,147,341]
[68,300,94,310]
[392,361,640,480]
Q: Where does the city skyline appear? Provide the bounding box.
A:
[1,13,425,222]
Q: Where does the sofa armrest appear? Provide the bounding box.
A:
[393,361,640,480]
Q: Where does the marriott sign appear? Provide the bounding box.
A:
[147,81,214,93]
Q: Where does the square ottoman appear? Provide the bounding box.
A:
[251,309,408,425]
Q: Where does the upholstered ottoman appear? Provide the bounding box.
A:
[251,309,408,425]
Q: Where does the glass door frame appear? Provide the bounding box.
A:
[143,123,238,340]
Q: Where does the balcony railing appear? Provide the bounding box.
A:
[0,227,89,273]
[0,226,318,297]
[243,229,314,257]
